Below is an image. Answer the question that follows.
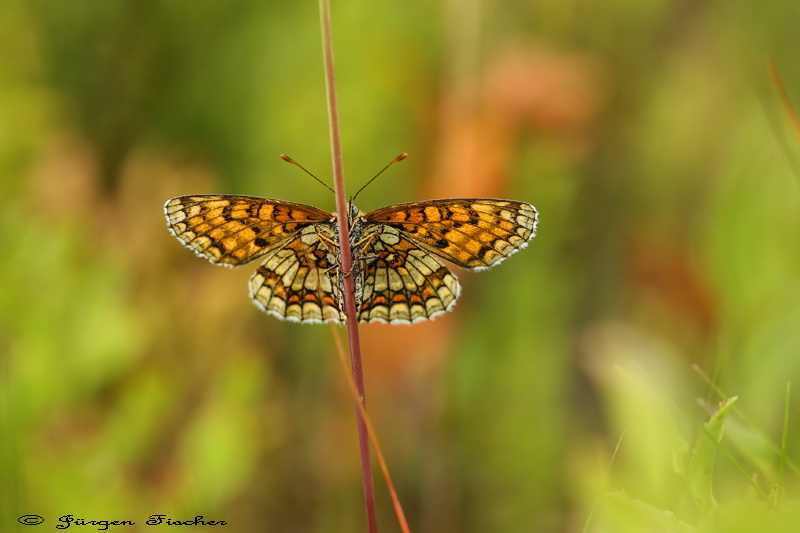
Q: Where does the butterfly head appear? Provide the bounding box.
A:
[347,199,361,223]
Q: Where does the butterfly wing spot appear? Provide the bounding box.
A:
[406,248,443,276]
[269,250,299,279]
[251,268,289,319]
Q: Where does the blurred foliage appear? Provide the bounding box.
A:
[2,0,800,531]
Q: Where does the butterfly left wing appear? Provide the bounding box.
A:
[363,199,537,271]
[249,225,346,323]
[164,195,334,267]
[355,226,461,323]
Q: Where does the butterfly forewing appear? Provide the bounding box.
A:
[363,199,538,270]
[164,195,333,267]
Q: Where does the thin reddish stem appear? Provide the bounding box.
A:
[318,1,378,531]
[330,326,411,533]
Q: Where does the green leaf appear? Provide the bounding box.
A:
[687,396,738,513]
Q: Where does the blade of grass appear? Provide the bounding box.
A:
[318,0,378,530]
[581,430,626,533]
[767,59,800,145]
[778,382,790,507]
[693,364,800,478]
[687,396,737,513]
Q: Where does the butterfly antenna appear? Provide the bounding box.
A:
[352,153,408,202]
[280,154,335,194]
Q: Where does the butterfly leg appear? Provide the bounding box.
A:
[317,231,340,250]
[348,232,380,280]
[352,232,377,251]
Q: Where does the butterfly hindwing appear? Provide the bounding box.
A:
[354,225,461,323]
[249,225,346,323]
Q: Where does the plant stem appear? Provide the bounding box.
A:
[318,1,378,531]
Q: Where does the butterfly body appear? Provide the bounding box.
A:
[164,195,537,324]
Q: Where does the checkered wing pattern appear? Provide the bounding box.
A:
[165,195,345,322]
[165,194,538,324]
[164,195,333,267]
[363,199,538,271]
[355,226,461,323]
[249,225,346,323]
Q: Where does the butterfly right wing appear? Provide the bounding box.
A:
[164,195,334,267]
[249,225,346,323]
[355,225,461,323]
[363,199,537,271]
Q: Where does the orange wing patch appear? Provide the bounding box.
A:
[165,195,333,267]
[364,199,537,271]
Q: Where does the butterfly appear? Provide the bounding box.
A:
[164,195,537,323]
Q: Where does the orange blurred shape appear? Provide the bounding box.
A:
[483,42,605,135]
[429,41,605,200]
[626,227,718,347]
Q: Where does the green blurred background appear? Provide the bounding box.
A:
[2,0,800,531]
